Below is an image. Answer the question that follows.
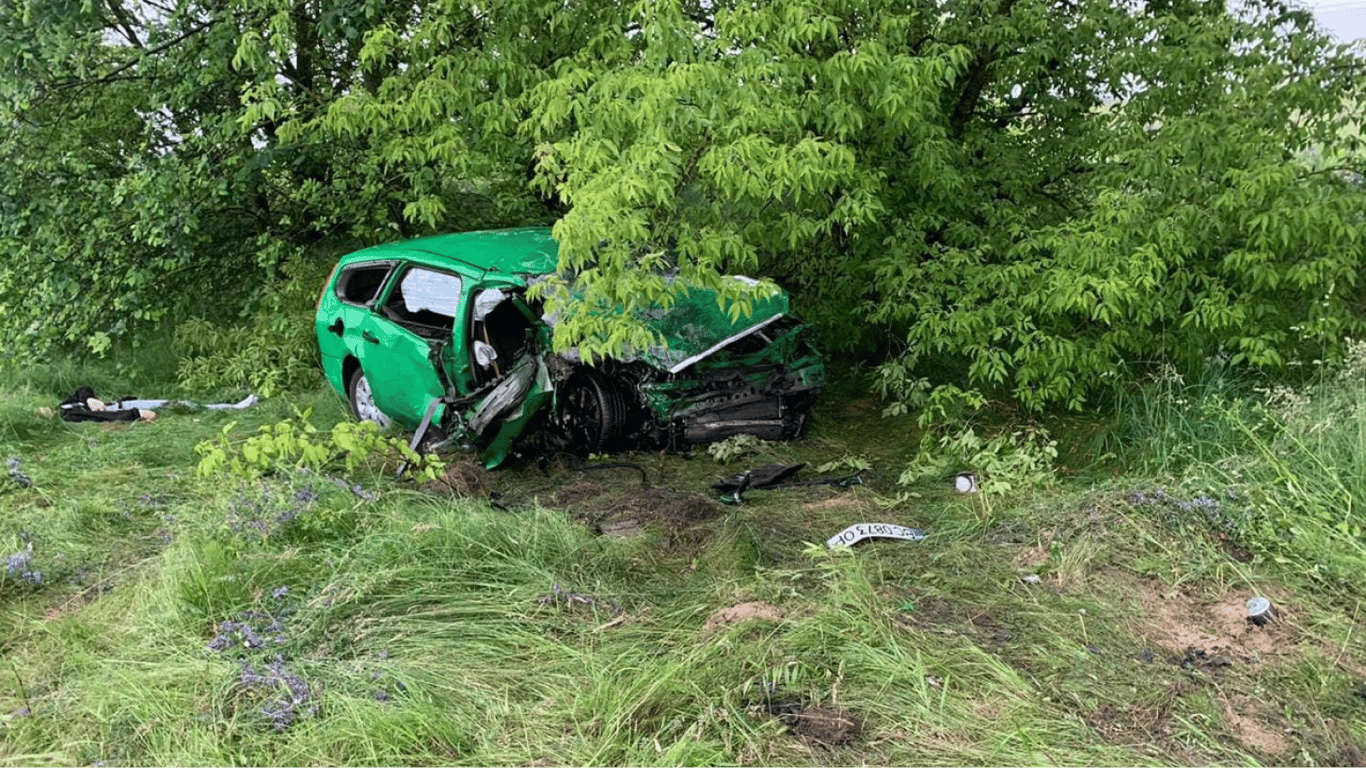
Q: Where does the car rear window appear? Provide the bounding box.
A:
[336,262,393,305]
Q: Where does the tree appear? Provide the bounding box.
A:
[519,0,1366,410]
[0,0,577,355]
[2,0,1362,418]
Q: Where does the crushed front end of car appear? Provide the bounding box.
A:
[589,302,825,448]
[435,281,824,468]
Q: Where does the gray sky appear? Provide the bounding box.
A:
[1305,0,1366,43]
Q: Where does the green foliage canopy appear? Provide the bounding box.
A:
[2,0,1363,413]
[516,0,1366,409]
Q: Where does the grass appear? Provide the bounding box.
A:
[1,352,1365,766]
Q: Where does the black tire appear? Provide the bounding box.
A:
[347,366,393,429]
[557,368,628,453]
[782,395,816,439]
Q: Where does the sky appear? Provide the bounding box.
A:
[1306,0,1366,43]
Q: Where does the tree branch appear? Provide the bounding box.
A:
[949,0,1021,140]
[52,18,218,92]
[104,0,144,48]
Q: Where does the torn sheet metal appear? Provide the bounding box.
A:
[827,523,926,548]
[663,314,786,374]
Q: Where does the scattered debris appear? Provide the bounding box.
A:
[225,477,322,539]
[1020,573,1043,585]
[236,656,319,731]
[1180,646,1235,670]
[954,472,979,493]
[207,597,318,732]
[711,463,862,505]
[5,543,42,585]
[712,463,806,494]
[826,522,926,548]
[1246,596,1276,625]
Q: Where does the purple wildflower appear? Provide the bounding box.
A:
[6,456,31,488]
[5,546,42,585]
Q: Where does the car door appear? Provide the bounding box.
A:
[356,263,467,428]
[316,259,398,392]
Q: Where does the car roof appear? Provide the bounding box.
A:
[346,227,559,277]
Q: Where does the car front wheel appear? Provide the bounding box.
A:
[347,367,393,429]
[557,368,627,453]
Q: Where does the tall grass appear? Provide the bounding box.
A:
[1115,343,1366,589]
[4,355,1365,765]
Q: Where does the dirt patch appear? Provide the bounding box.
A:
[1218,691,1291,755]
[1113,574,1299,665]
[1095,570,1306,756]
[552,479,609,508]
[750,693,865,750]
[1083,679,1210,758]
[1015,544,1049,570]
[554,484,725,553]
[892,594,1011,643]
[703,601,784,634]
[420,460,493,498]
[788,706,863,748]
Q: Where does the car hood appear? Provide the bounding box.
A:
[634,281,791,374]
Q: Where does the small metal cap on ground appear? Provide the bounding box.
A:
[1247,596,1276,625]
[954,472,979,493]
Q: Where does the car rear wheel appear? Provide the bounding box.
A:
[557,368,628,453]
[348,367,393,429]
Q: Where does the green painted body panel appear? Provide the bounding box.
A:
[357,314,447,429]
[343,227,558,279]
[477,361,555,468]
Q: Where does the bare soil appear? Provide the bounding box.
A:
[419,459,494,497]
[788,706,863,748]
[702,601,785,635]
[548,480,724,555]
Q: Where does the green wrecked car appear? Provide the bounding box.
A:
[315,227,824,467]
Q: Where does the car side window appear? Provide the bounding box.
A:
[381,266,463,337]
[335,262,394,306]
